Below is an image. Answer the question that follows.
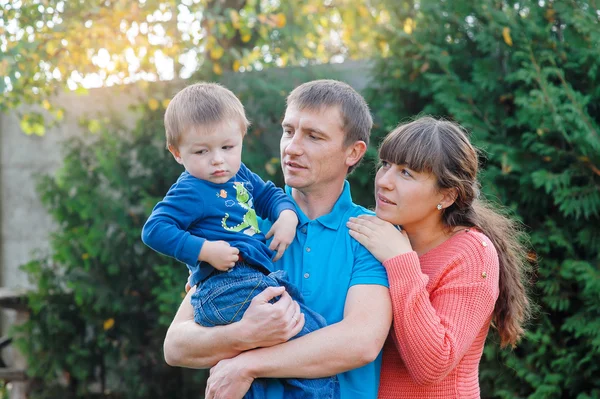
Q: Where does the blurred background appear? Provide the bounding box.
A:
[0,0,599,397]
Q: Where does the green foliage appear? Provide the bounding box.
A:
[12,67,331,397]
[0,0,390,135]
[365,0,600,397]
[13,107,192,398]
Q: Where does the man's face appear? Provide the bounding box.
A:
[169,119,244,184]
[280,105,352,193]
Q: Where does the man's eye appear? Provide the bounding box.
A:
[223,146,233,150]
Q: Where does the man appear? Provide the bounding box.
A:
[163,80,392,399]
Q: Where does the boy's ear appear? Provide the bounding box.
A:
[168,145,183,165]
[345,140,368,168]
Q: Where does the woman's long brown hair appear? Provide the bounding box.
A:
[379,116,532,348]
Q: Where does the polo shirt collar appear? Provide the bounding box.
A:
[285,180,353,230]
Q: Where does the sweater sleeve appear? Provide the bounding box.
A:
[239,163,296,222]
[141,177,206,266]
[383,238,499,386]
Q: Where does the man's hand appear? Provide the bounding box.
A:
[237,286,305,348]
[266,209,298,261]
[205,355,254,399]
[199,240,240,271]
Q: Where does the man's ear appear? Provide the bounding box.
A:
[168,145,184,165]
[439,187,459,209]
[345,140,368,168]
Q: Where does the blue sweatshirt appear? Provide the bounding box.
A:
[142,163,296,286]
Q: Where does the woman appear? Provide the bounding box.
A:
[347,116,531,398]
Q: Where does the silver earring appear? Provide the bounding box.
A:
[436,204,443,211]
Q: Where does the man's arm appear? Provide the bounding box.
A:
[208,284,392,380]
[163,285,304,368]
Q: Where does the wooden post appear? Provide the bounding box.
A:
[0,288,29,399]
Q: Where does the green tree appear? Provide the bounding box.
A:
[364,0,600,397]
[0,0,389,135]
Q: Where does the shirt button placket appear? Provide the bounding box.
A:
[303,225,312,296]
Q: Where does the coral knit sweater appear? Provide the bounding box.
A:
[378,229,500,399]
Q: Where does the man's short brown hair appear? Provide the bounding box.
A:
[164,82,250,149]
[286,80,373,173]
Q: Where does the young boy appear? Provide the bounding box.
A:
[141,82,338,399]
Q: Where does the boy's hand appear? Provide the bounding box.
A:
[266,209,298,262]
[199,240,240,271]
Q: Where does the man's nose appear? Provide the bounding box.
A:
[283,135,303,156]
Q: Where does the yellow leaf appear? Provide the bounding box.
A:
[358,6,370,18]
[319,16,329,29]
[42,100,51,110]
[241,33,251,43]
[103,318,115,331]
[302,48,313,58]
[46,41,57,55]
[377,10,390,24]
[32,122,45,136]
[161,99,170,109]
[379,41,390,58]
[230,9,241,29]
[210,46,224,60]
[82,253,89,260]
[148,98,159,111]
[233,60,241,71]
[274,13,287,28]
[302,5,318,14]
[265,162,276,176]
[502,27,513,46]
[213,63,223,75]
[88,119,102,133]
[279,54,288,67]
[55,109,64,121]
[403,18,414,34]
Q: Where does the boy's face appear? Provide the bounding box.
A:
[169,119,244,184]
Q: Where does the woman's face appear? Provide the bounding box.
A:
[374,161,445,228]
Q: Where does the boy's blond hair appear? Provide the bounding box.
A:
[164,82,250,149]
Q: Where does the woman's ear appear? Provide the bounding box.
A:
[440,187,459,209]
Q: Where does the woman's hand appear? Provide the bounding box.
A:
[347,215,413,263]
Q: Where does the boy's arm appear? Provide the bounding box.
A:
[141,179,206,265]
[163,285,305,368]
[239,163,296,221]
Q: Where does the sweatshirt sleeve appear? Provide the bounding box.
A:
[141,177,206,265]
[383,236,499,386]
[239,163,296,221]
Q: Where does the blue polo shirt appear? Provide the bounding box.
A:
[261,181,389,399]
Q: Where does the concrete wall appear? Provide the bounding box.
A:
[0,60,372,291]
